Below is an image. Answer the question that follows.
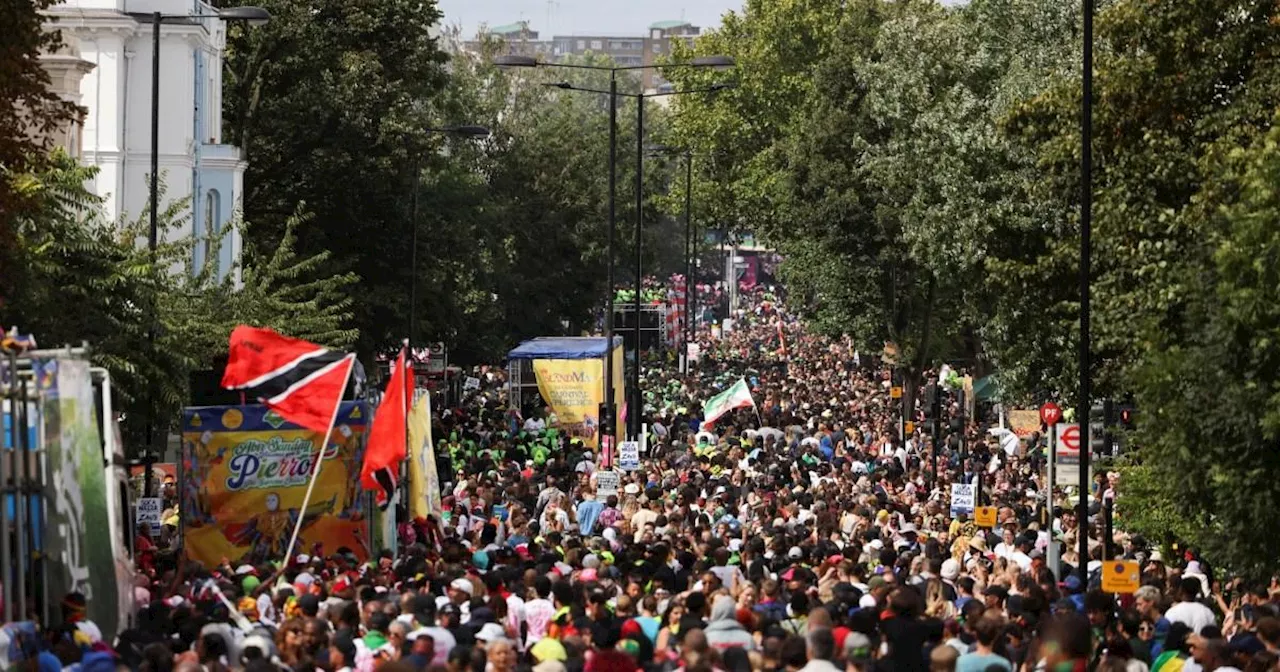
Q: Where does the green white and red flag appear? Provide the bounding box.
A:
[701,378,755,430]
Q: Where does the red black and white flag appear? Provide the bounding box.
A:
[221,325,355,434]
[362,347,412,507]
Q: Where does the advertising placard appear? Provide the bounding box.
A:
[618,441,640,471]
[181,403,370,566]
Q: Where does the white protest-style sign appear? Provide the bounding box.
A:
[950,483,975,517]
[618,441,640,471]
[464,376,481,391]
[596,470,620,498]
[136,497,163,535]
[1055,423,1088,486]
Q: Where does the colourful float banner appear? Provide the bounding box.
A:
[532,349,623,449]
[181,403,369,566]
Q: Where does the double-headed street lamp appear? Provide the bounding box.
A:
[408,126,491,356]
[496,53,734,445]
[142,6,269,497]
[549,81,728,439]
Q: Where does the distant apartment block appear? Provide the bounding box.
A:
[463,20,701,91]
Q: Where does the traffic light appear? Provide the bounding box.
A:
[598,402,614,437]
[1118,403,1137,429]
[1089,399,1112,455]
[923,383,939,420]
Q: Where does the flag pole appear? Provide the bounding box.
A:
[280,353,356,568]
[401,340,411,530]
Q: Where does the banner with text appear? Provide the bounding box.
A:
[407,393,442,521]
[181,403,370,566]
[532,352,623,449]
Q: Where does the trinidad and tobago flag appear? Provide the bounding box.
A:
[361,346,412,508]
[220,326,355,434]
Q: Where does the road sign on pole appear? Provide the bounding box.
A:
[1055,423,1089,486]
[1040,402,1062,427]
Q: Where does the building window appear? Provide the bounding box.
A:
[577,39,585,49]
[590,39,602,50]
[202,189,220,272]
[652,42,663,53]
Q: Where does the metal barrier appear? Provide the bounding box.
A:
[0,349,51,626]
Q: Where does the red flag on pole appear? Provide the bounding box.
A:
[362,347,411,507]
[221,325,354,433]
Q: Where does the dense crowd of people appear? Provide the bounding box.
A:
[26,280,1280,672]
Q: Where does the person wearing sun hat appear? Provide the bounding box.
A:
[530,638,567,672]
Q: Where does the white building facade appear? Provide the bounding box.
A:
[47,0,244,281]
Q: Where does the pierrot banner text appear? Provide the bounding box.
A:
[181,403,370,566]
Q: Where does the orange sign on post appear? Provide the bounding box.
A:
[974,506,997,527]
[1102,560,1140,594]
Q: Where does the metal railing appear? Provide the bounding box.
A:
[0,348,54,626]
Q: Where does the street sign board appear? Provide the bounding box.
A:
[950,483,975,517]
[1055,422,1089,486]
[974,506,997,527]
[1102,560,1140,594]
[618,441,640,471]
[1040,402,1062,427]
[890,386,903,399]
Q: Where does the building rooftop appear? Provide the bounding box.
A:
[650,20,693,30]
[489,22,531,35]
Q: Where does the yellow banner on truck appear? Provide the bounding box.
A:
[534,358,606,448]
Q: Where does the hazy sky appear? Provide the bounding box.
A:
[435,0,745,38]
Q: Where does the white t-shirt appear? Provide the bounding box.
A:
[501,593,526,648]
[523,598,556,648]
[1166,600,1217,634]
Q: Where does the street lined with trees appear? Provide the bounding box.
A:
[663,0,1280,572]
[5,0,1280,571]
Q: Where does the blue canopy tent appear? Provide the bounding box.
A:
[505,337,624,449]
[507,337,621,361]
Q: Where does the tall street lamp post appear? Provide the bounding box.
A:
[495,54,734,451]
[407,126,491,356]
[143,5,269,497]
[1077,0,1094,583]
[543,80,731,439]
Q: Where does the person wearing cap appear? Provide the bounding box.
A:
[448,578,475,620]
[530,639,568,672]
[983,585,1009,613]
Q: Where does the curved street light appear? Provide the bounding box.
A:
[407,125,491,350]
[216,6,271,24]
[493,54,539,68]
